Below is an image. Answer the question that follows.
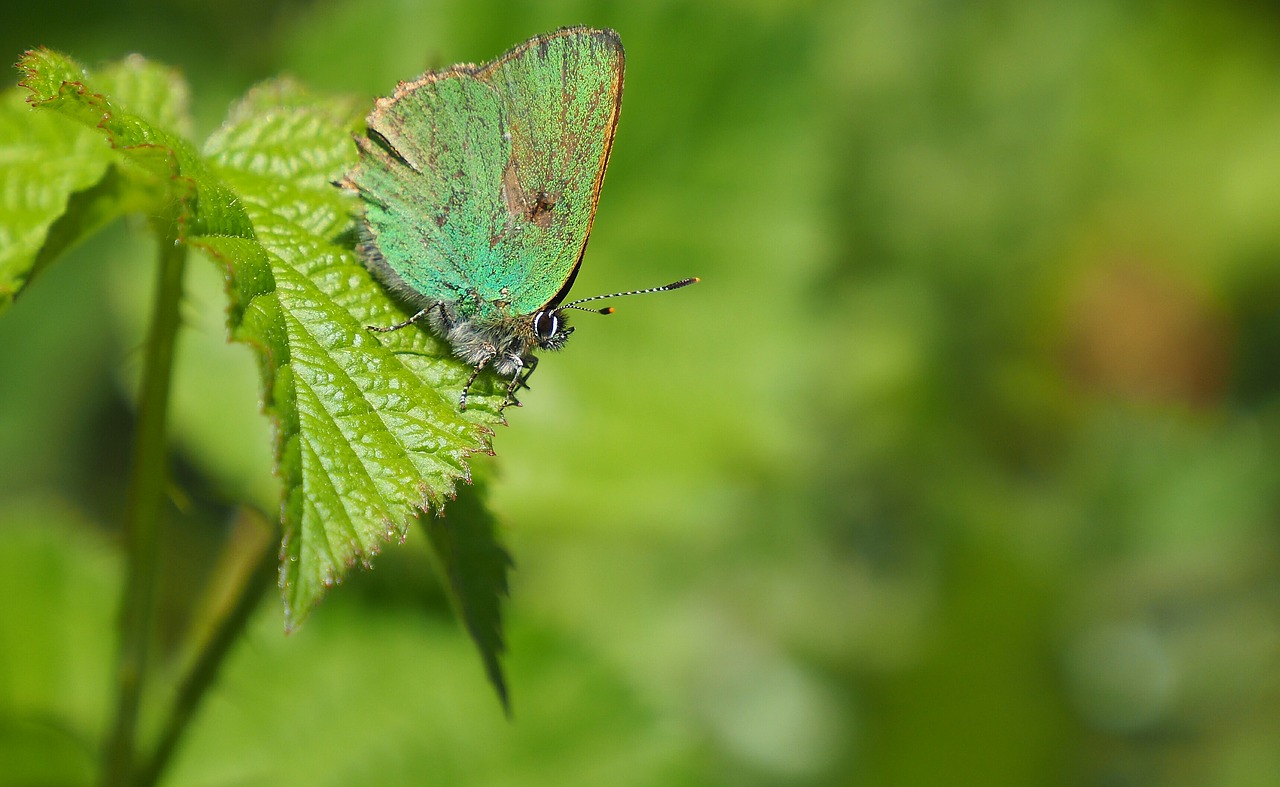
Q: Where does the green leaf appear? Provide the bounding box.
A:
[2,51,202,312]
[196,79,508,629]
[95,54,194,139]
[17,48,250,240]
[0,502,119,787]
[421,475,512,711]
[0,87,115,310]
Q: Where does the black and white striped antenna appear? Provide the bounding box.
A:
[558,277,700,314]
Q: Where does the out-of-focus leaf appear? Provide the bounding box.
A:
[0,502,119,787]
[0,88,115,310]
[17,48,250,239]
[95,53,193,138]
[422,475,512,711]
[1,52,198,310]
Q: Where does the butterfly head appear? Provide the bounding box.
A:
[531,308,574,351]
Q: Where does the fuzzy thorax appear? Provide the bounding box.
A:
[429,299,573,377]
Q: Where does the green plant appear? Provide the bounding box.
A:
[2,50,512,786]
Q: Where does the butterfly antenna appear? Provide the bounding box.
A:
[559,277,700,314]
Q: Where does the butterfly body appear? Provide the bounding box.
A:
[424,294,571,376]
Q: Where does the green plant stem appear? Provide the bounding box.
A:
[101,214,188,787]
[136,515,277,787]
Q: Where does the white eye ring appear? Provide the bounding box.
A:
[534,310,559,340]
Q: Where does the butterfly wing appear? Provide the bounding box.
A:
[478,28,624,314]
[347,28,624,320]
[347,66,508,315]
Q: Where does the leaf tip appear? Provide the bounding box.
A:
[14,47,83,105]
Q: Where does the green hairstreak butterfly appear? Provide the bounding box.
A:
[341,27,698,410]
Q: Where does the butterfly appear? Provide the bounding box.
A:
[341,26,697,411]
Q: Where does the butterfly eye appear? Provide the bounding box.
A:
[533,310,560,341]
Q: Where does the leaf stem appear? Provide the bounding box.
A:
[135,511,277,787]
[101,213,188,787]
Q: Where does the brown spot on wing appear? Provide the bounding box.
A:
[501,158,558,228]
[501,160,525,218]
[527,191,556,228]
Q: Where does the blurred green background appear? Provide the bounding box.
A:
[4,1,1280,785]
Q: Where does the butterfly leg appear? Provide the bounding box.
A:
[500,356,527,411]
[367,306,433,333]
[458,349,496,412]
[514,354,539,392]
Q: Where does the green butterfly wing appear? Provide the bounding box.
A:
[347,27,624,320]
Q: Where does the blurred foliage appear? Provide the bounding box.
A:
[3,0,1280,785]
